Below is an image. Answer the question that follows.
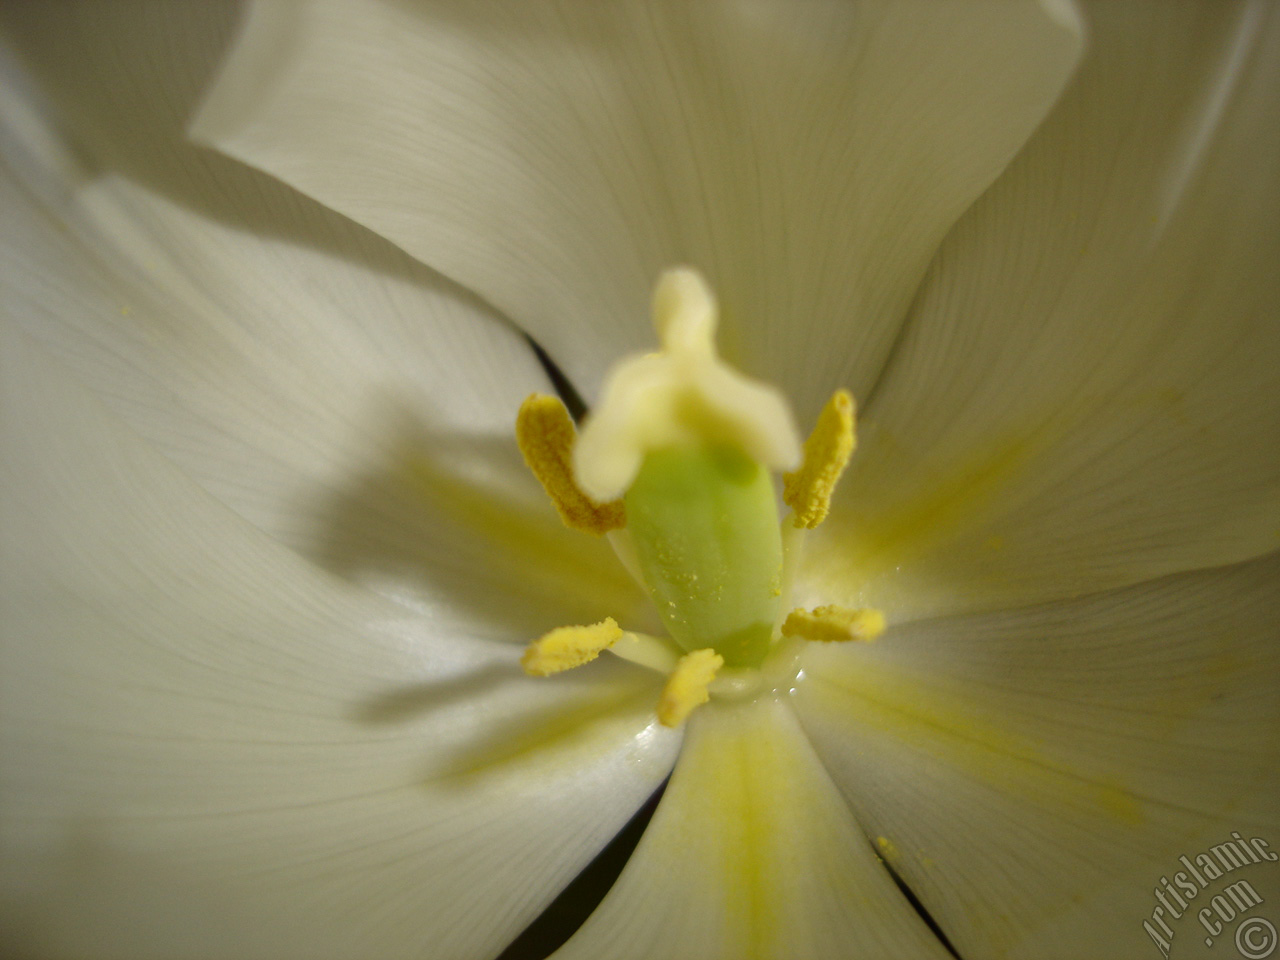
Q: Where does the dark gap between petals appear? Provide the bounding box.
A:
[865,833,964,960]
[496,779,667,960]
[527,335,588,423]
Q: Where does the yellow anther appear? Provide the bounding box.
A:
[521,618,623,676]
[656,648,724,728]
[780,605,885,643]
[516,394,625,534]
[783,389,856,529]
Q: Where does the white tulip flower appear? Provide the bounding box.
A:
[2,3,1277,959]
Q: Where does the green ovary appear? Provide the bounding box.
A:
[623,444,784,669]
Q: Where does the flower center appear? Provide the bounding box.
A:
[515,268,882,726]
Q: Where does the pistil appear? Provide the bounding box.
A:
[514,267,882,727]
[623,443,784,669]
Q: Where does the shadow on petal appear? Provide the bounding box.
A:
[0,1,476,291]
[425,680,659,786]
[352,648,662,789]
[353,662,525,725]
[308,402,651,641]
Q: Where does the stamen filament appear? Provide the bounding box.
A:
[606,631,682,675]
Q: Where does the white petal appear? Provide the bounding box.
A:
[807,2,1280,620]
[792,552,1280,960]
[0,10,645,634]
[552,696,955,960]
[193,0,1083,423]
[0,325,680,959]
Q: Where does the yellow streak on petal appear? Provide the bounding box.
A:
[521,617,623,676]
[781,605,885,643]
[657,648,724,728]
[804,656,1153,835]
[516,394,625,534]
[783,389,856,529]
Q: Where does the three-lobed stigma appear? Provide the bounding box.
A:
[517,268,879,727]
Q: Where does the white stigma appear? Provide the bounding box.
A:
[573,267,802,502]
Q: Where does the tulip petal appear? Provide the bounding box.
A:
[550,696,956,960]
[192,0,1083,424]
[792,552,1280,959]
[0,10,645,636]
[807,2,1280,620]
[0,324,680,960]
